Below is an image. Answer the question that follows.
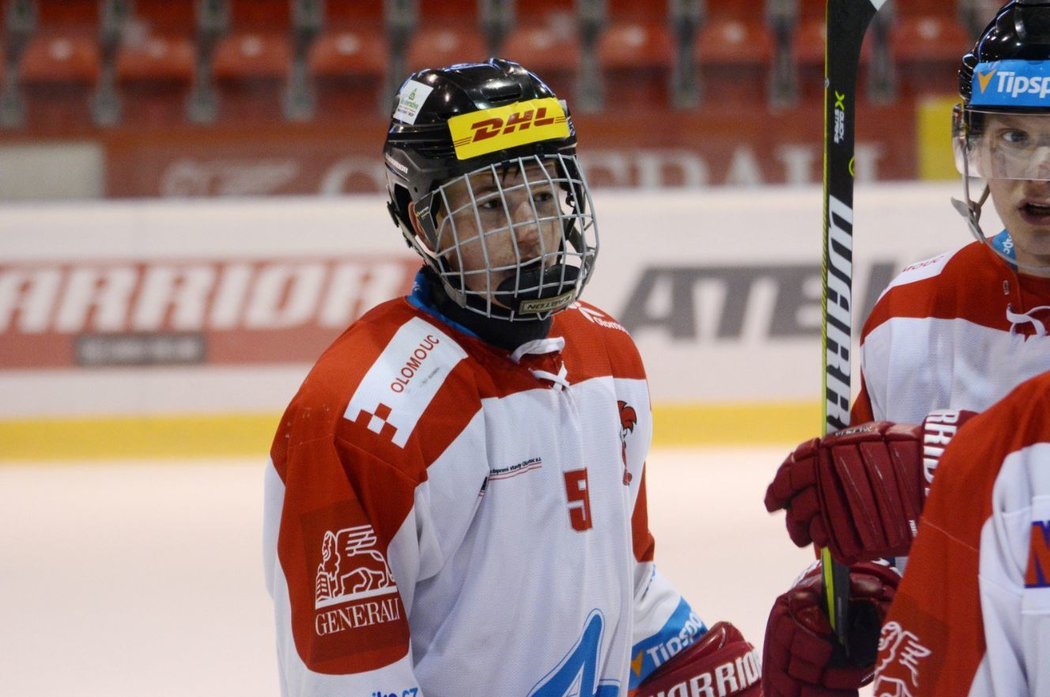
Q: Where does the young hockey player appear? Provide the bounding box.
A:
[263,58,761,696]
[873,370,1050,696]
[762,1,1050,694]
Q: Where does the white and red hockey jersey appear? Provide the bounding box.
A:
[853,240,1050,425]
[873,370,1050,696]
[263,293,717,696]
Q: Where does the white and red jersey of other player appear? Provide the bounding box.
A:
[853,240,1050,425]
[874,370,1050,696]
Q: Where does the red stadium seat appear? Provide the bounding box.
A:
[502,24,579,74]
[311,30,387,78]
[697,17,773,65]
[695,16,774,106]
[892,14,971,64]
[214,32,290,80]
[892,13,972,99]
[599,21,672,70]
[599,20,673,110]
[116,35,195,83]
[406,26,487,72]
[20,33,99,84]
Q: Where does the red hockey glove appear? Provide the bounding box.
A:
[763,411,973,564]
[763,560,900,697]
[633,621,761,697]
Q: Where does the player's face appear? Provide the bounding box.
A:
[982,113,1050,273]
[434,160,564,300]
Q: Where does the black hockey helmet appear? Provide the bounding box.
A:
[382,58,598,321]
[384,58,579,225]
[959,0,1050,107]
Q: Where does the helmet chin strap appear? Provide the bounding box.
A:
[951,181,991,247]
[492,261,579,316]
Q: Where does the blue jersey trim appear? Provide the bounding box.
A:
[628,598,707,689]
[992,229,1017,266]
[406,271,479,339]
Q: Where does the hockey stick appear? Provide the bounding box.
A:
[821,0,886,650]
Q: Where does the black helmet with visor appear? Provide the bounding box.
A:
[954,0,1050,268]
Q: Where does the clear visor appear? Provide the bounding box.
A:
[416,153,598,320]
[954,105,1050,181]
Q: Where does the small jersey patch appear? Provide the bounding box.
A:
[1025,520,1050,588]
[344,317,467,447]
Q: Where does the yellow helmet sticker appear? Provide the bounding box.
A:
[447,98,570,160]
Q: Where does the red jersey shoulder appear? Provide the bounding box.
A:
[272,298,483,474]
[555,301,646,381]
[862,242,1013,339]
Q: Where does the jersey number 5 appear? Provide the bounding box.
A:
[564,469,592,531]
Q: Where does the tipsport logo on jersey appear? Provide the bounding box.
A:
[971,60,1050,107]
[298,501,408,668]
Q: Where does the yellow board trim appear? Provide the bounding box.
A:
[651,401,821,447]
[0,402,820,462]
[447,97,569,160]
[917,95,959,181]
[0,413,281,462]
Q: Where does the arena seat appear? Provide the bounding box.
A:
[696,14,774,106]
[406,25,487,73]
[598,20,673,110]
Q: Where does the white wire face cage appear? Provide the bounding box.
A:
[411,153,598,321]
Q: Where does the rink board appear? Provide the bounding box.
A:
[0,185,982,459]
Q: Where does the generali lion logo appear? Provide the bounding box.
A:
[315,524,396,609]
[618,400,638,485]
[873,621,932,697]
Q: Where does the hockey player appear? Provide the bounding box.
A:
[263,58,762,696]
[761,1,1050,695]
[874,370,1050,696]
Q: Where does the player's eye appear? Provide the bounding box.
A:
[999,128,1031,148]
[532,191,556,206]
[477,195,504,211]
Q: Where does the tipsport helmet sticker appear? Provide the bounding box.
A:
[447,98,570,160]
[971,60,1050,107]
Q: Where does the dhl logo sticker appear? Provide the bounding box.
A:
[447,98,569,160]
